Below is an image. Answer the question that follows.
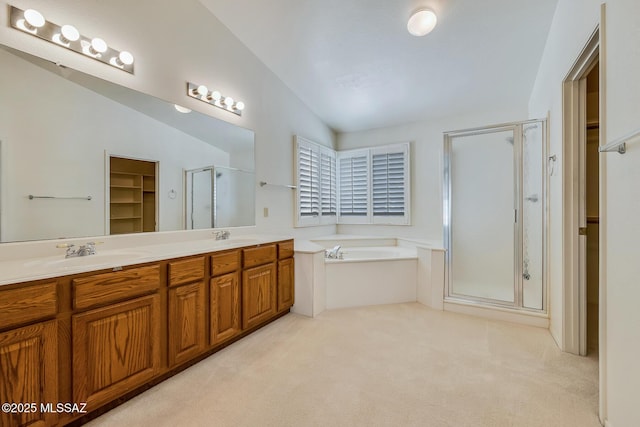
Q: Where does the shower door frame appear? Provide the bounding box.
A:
[185,166,216,229]
[443,118,548,313]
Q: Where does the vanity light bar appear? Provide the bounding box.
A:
[9,6,134,74]
[186,82,245,116]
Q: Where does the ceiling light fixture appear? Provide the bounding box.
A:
[186,82,245,116]
[174,104,192,114]
[53,24,80,46]
[9,5,134,73]
[407,8,437,37]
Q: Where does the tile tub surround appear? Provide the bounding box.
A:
[0,229,291,285]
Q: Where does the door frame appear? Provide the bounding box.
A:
[104,151,160,235]
[561,18,607,424]
[561,28,599,355]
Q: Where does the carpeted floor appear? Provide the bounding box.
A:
[86,303,601,427]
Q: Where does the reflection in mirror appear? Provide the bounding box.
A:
[185,166,255,229]
[0,44,255,243]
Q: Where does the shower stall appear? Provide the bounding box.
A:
[443,119,547,312]
[184,165,255,229]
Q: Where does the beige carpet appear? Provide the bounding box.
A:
[86,303,601,427]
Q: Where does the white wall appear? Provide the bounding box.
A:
[529,0,640,425]
[0,0,337,240]
[0,48,231,241]
[336,108,527,241]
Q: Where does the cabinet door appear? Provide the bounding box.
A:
[277,257,295,312]
[210,272,240,345]
[242,263,277,330]
[169,282,206,367]
[72,294,161,409]
[0,321,57,427]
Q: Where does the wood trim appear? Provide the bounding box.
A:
[0,282,57,330]
[168,282,206,366]
[211,250,240,277]
[168,257,205,287]
[72,294,161,410]
[243,245,277,268]
[72,266,160,310]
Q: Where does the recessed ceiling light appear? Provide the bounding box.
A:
[174,104,192,113]
[407,9,437,37]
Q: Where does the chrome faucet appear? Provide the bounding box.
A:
[325,245,342,259]
[56,242,98,258]
[213,230,231,240]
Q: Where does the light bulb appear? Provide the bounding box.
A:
[174,104,192,114]
[118,51,134,65]
[61,25,80,42]
[24,9,45,30]
[89,37,108,56]
[210,91,222,101]
[407,9,437,37]
[235,101,245,111]
[196,85,208,97]
[224,97,234,107]
[55,25,79,46]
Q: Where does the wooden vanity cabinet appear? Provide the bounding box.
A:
[210,250,241,345]
[0,282,59,427]
[242,245,278,330]
[0,238,294,426]
[277,241,295,312]
[168,257,207,367]
[71,266,162,410]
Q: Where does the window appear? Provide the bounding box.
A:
[295,137,409,227]
[294,136,336,226]
[337,150,369,221]
[337,143,410,225]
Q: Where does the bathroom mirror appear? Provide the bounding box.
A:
[0,44,255,243]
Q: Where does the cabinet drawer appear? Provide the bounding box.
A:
[73,265,160,310]
[211,250,240,276]
[278,240,294,259]
[243,245,276,268]
[0,282,57,330]
[168,257,205,287]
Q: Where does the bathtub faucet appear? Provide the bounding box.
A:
[325,245,343,259]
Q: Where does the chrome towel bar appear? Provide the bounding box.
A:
[29,195,92,200]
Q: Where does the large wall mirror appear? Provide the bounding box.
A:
[0,44,255,243]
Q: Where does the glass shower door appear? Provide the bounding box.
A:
[446,128,517,304]
[444,120,546,311]
[186,167,214,229]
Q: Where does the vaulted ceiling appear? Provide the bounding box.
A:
[199,0,558,133]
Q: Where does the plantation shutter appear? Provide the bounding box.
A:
[339,154,368,216]
[320,150,337,216]
[372,150,406,216]
[297,143,320,217]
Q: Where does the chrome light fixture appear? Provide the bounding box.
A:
[9,5,135,74]
[407,8,438,36]
[187,82,245,116]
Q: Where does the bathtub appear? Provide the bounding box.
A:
[323,245,418,310]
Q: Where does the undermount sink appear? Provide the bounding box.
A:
[23,250,151,271]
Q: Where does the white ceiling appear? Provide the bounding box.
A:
[198,0,559,133]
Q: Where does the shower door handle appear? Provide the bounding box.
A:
[514,209,518,223]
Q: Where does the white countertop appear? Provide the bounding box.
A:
[0,234,291,286]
